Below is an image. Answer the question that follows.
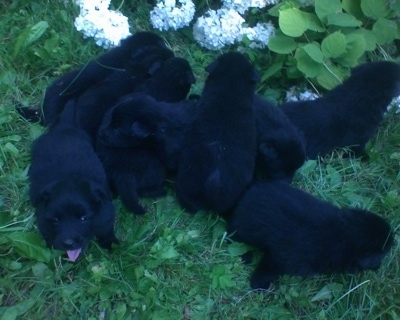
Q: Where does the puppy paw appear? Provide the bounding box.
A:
[98,233,120,250]
[250,269,277,290]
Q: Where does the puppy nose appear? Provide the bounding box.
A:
[62,239,75,249]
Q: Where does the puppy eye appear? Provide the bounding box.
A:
[50,217,59,225]
[80,215,89,222]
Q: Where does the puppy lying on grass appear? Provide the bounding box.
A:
[281,61,400,159]
[227,180,394,289]
[28,101,118,262]
[95,56,196,214]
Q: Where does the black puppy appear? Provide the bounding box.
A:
[175,52,260,216]
[254,95,306,181]
[40,32,168,126]
[97,93,194,214]
[227,181,394,289]
[74,46,175,143]
[28,101,118,261]
[134,57,196,103]
[281,61,400,158]
[99,93,194,170]
[97,97,165,214]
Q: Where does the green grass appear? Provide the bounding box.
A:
[1,1,399,319]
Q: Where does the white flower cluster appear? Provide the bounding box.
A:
[193,8,245,50]
[241,22,276,49]
[73,0,131,48]
[150,0,196,31]
[223,0,277,14]
[193,12,276,50]
[192,0,278,50]
[285,86,319,102]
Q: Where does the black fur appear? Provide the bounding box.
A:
[74,46,175,142]
[227,181,394,289]
[94,56,195,214]
[28,101,118,261]
[254,95,306,181]
[40,32,168,126]
[175,52,260,215]
[134,57,196,103]
[281,61,400,158]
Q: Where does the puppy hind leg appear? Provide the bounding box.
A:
[113,173,147,215]
[250,253,280,290]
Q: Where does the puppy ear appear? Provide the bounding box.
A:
[34,182,57,207]
[205,60,219,74]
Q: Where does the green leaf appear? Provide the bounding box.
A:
[326,165,342,186]
[389,0,400,13]
[315,0,342,22]
[361,0,390,19]
[298,160,318,175]
[302,12,325,32]
[115,302,127,320]
[316,64,347,90]
[337,34,366,66]
[7,232,51,263]
[13,21,49,56]
[342,0,364,19]
[268,2,286,17]
[302,43,324,63]
[0,298,36,320]
[312,283,344,301]
[279,8,308,37]
[326,13,362,27]
[268,35,297,54]
[321,31,346,58]
[227,242,250,256]
[4,142,19,156]
[372,18,398,45]
[295,47,324,78]
[351,29,377,51]
[261,62,284,81]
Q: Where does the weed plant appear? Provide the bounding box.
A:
[0,1,399,319]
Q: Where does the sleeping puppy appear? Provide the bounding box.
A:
[175,52,260,216]
[28,101,118,261]
[74,46,175,143]
[281,61,400,159]
[94,57,195,214]
[37,32,168,126]
[134,57,196,103]
[227,180,394,289]
[96,98,165,214]
[99,93,194,171]
[254,95,306,182]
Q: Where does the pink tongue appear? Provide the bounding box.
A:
[67,248,82,262]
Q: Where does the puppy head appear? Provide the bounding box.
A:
[348,209,394,271]
[205,52,261,84]
[143,57,196,102]
[121,31,167,50]
[35,179,110,262]
[125,46,174,77]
